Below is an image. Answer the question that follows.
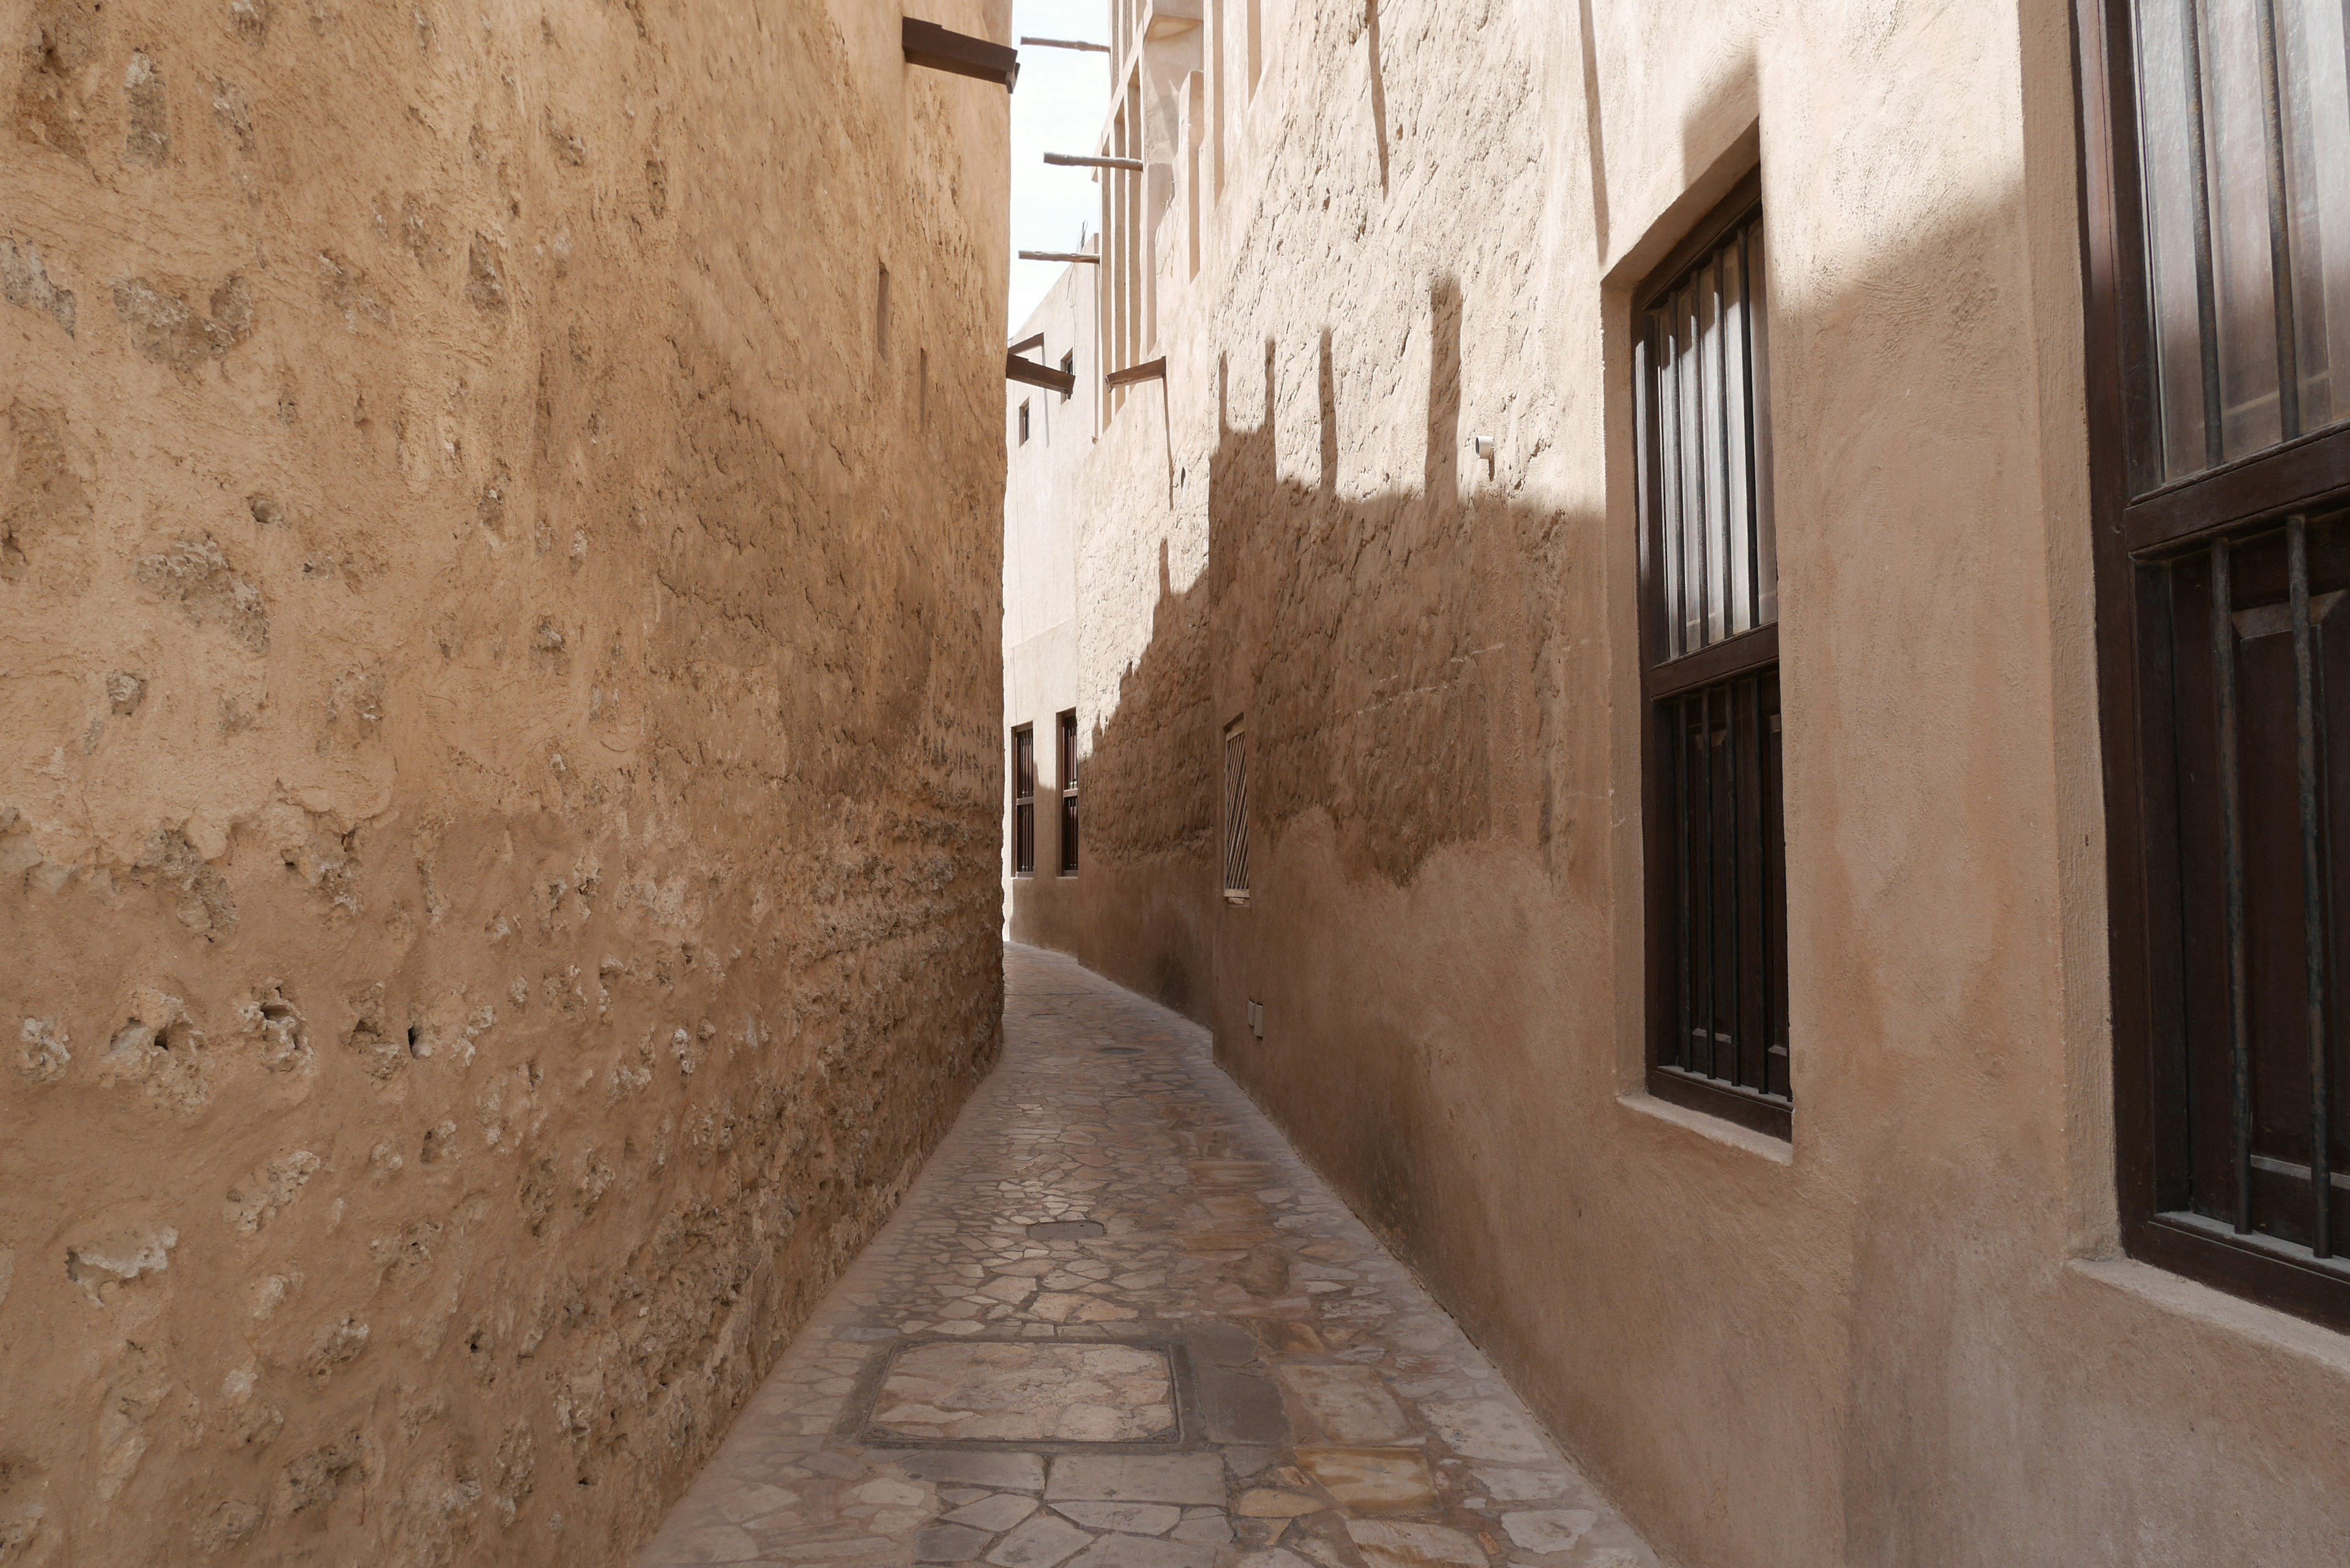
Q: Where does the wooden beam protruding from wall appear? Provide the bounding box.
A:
[1007,353,1076,394]
[1044,152,1145,172]
[1104,357,1166,389]
[903,18,1018,90]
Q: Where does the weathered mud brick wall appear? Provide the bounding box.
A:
[0,1,1009,1562]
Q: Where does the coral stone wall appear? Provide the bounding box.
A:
[0,1,1009,1562]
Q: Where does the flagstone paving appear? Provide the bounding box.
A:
[635,944,1663,1568]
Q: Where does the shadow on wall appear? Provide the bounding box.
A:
[1020,271,1604,1247]
[1007,532,1217,1018]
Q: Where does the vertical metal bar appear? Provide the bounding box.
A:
[1659,313,1684,659]
[2289,515,2332,1254]
[1635,322,1654,660]
[2214,538,2255,1232]
[2252,0,2303,438]
[1726,678,1746,1089]
[2184,0,2228,466]
[1720,248,1739,639]
[1675,698,1695,1070]
[1686,286,1711,653]
[1739,222,1763,633]
[1701,683,1720,1081]
[1762,678,1780,1092]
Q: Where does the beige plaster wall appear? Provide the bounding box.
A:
[0,1,1009,1562]
[1010,0,2350,1562]
[1003,245,1217,1018]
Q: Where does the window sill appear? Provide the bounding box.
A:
[1616,1089,1793,1167]
[1222,891,1250,906]
[2066,1255,2350,1372]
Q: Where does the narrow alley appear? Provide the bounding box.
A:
[635,947,1660,1568]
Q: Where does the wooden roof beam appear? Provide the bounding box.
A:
[903,18,1018,91]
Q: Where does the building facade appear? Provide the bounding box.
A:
[1002,1,2350,1562]
[1,2,1010,1562]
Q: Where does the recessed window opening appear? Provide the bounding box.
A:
[1060,351,1075,401]
[920,348,930,430]
[1223,720,1250,903]
[1058,709,1080,875]
[876,264,891,359]
[1634,174,1788,1140]
[1187,70,1206,280]
[1210,0,1226,193]
[1247,0,1263,96]
[1012,725,1036,876]
[1018,400,1031,445]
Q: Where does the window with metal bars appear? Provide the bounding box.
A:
[1223,721,1250,903]
[1058,710,1080,875]
[1012,725,1035,877]
[2081,0,2350,1330]
[1634,176,1790,1140]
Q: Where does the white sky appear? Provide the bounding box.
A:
[1009,0,1113,330]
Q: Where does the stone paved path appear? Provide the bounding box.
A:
[636,945,1663,1568]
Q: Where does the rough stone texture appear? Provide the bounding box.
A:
[0,2,1009,1564]
[632,946,1662,1568]
[1004,4,2350,1568]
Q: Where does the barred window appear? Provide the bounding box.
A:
[1058,710,1080,875]
[1012,725,1035,877]
[1223,720,1250,903]
[1634,176,1789,1140]
[2082,0,2350,1330]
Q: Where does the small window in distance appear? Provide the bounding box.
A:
[876,264,890,359]
[1058,709,1079,875]
[1060,352,1075,402]
[1222,720,1249,903]
[1634,173,1787,1140]
[1012,725,1035,876]
[1018,400,1031,445]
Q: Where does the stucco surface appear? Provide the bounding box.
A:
[0,2,1009,1563]
[1006,1,2350,1565]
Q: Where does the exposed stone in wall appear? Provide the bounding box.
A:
[0,1,1009,1564]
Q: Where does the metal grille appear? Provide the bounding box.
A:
[1058,711,1080,875]
[1635,184,1788,1134]
[1223,725,1250,900]
[1657,672,1789,1104]
[1638,206,1775,660]
[2159,507,2350,1258]
[1012,726,1035,876]
[2130,0,2350,488]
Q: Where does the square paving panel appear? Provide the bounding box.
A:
[864,1340,1181,1444]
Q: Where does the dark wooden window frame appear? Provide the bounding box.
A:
[1223,719,1250,905]
[1633,171,1792,1141]
[2076,0,2350,1331]
[1012,724,1036,877]
[1058,709,1080,876]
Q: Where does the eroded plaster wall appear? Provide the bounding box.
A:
[0,1,1009,1562]
[1015,0,2350,1563]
